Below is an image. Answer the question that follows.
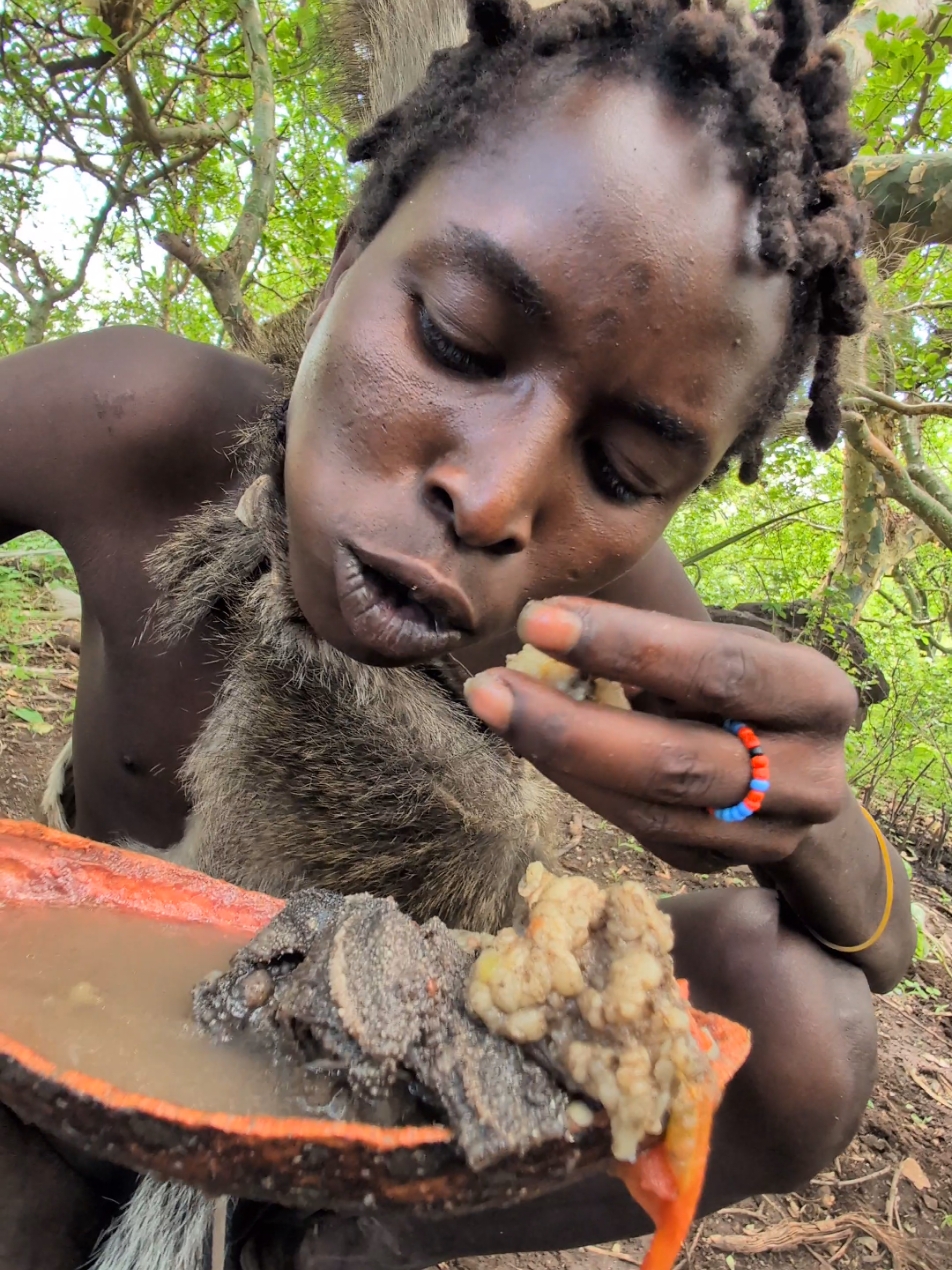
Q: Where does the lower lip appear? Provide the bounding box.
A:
[333,546,464,662]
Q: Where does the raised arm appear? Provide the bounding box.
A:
[0,326,277,553]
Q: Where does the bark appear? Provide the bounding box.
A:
[829,0,943,85]
[815,327,938,617]
[849,152,952,250]
[840,412,952,550]
[822,416,935,616]
[827,0,952,249]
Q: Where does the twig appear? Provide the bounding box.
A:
[829,1234,855,1264]
[582,1245,644,1266]
[806,1245,838,1270]
[702,1211,936,1269]
[843,380,952,419]
[813,1164,892,1188]
[886,1162,902,1229]
[685,1217,706,1267]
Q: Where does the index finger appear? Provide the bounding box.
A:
[516,597,857,732]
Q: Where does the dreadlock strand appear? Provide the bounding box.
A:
[805,333,843,449]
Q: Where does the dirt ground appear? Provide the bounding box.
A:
[1,605,950,1270]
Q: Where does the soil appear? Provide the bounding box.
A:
[1,612,950,1270]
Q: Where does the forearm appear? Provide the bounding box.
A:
[755,791,915,994]
[0,1105,116,1270]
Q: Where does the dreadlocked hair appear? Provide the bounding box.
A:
[341,0,866,483]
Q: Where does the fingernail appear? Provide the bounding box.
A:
[463,671,514,731]
[517,601,583,653]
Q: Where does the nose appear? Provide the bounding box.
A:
[422,389,566,554]
[426,421,571,552]
[423,462,533,554]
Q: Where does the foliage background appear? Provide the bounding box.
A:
[1,0,951,831]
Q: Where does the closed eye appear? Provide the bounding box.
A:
[416,301,505,380]
[583,438,647,505]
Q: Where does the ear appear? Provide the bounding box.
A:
[303,222,364,343]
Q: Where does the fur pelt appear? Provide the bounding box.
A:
[313,0,562,138]
[147,404,557,933]
[90,1179,221,1270]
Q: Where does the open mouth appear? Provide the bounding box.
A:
[333,545,468,662]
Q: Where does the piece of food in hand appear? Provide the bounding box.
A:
[506,643,631,710]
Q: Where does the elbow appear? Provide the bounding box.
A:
[863,907,917,995]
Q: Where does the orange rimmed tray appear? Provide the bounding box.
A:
[0,819,617,1213]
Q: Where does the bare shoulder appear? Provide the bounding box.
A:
[594,539,709,622]
[0,326,280,546]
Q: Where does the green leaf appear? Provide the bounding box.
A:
[8,706,54,734]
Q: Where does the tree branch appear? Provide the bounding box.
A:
[220,0,277,283]
[830,0,943,86]
[849,151,952,250]
[155,231,261,350]
[844,382,952,515]
[886,299,952,315]
[117,54,246,155]
[43,50,111,78]
[841,414,952,549]
[843,380,952,418]
[154,0,275,350]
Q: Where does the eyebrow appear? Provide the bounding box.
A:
[429,225,553,324]
[606,394,711,460]
[425,227,710,460]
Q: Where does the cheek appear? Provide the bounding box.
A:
[292,280,439,478]
[529,496,677,602]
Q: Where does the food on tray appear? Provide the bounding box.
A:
[195,864,751,1269]
[0,822,750,1267]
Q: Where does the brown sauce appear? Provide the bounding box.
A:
[0,904,340,1119]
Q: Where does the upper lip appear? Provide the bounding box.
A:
[347,543,478,633]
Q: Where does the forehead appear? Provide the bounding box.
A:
[366,77,790,460]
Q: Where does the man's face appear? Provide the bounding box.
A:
[285,78,789,665]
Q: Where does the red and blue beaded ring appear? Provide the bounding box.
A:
[710,720,771,822]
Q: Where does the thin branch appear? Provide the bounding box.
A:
[153,0,275,350]
[843,380,952,419]
[841,414,952,551]
[681,500,835,566]
[84,0,191,97]
[117,55,245,154]
[901,70,933,147]
[43,50,111,77]
[886,299,952,316]
[221,0,277,282]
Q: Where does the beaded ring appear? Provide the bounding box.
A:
[710,719,770,822]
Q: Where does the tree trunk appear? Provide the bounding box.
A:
[849,152,952,250]
[830,0,943,84]
[823,431,886,618]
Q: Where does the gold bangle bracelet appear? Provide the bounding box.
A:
[808,806,895,955]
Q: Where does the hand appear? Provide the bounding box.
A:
[463,597,859,874]
[237,1173,650,1269]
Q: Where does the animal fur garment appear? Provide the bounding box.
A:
[91,1178,222,1270]
[147,400,558,934]
[315,0,578,133]
[92,402,556,1270]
